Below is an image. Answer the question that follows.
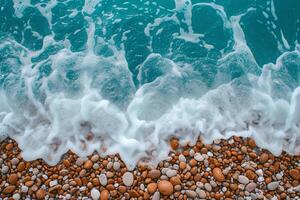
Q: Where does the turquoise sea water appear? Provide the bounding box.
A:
[0,0,300,167]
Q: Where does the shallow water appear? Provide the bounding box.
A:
[0,0,300,168]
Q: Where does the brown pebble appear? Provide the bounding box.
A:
[25,180,34,187]
[148,169,161,179]
[83,160,93,169]
[100,189,109,200]
[147,183,158,194]
[245,170,257,180]
[158,180,173,196]
[36,189,46,199]
[213,168,225,182]
[8,174,18,185]
[170,176,181,185]
[5,143,14,151]
[119,185,127,193]
[259,153,269,163]
[128,189,139,197]
[289,169,300,180]
[3,185,16,194]
[17,162,26,171]
[170,138,179,150]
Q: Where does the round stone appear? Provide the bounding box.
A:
[113,162,120,171]
[267,182,279,190]
[196,188,206,198]
[245,183,257,192]
[91,188,100,200]
[99,174,107,186]
[147,183,157,194]
[166,169,177,178]
[213,168,225,182]
[158,180,173,196]
[238,175,250,185]
[100,190,109,200]
[148,170,161,179]
[204,183,212,191]
[186,190,197,198]
[36,189,46,199]
[194,153,204,162]
[122,172,134,187]
[12,193,21,200]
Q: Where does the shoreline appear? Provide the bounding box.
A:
[1,136,300,199]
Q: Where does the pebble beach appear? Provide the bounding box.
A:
[1,136,300,200]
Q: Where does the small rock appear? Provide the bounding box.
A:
[289,169,300,180]
[259,153,269,164]
[91,188,100,200]
[152,191,160,200]
[3,185,16,194]
[158,180,173,196]
[267,182,279,190]
[1,165,9,174]
[100,189,109,200]
[204,183,212,191]
[170,138,179,150]
[238,175,250,185]
[75,158,84,166]
[113,162,120,171]
[166,169,177,178]
[60,169,69,176]
[186,190,197,198]
[49,180,58,187]
[79,169,86,177]
[178,154,186,163]
[194,153,204,162]
[91,155,99,162]
[11,158,19,165]
[148,169,161,179]
[147,183,157,194]
[12,193,21,200]
[8,174,18,185]
[36,189,46,199]
[99,174,107,186]
[122,172,134,187]
[21,185,28,193]
[213,168,225,182]
[245,183,257,192]
[84,160,93,169]
[196,188,206,198]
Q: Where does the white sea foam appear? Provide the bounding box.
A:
[0,0,299,170]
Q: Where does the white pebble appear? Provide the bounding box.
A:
[99,174,107,186]
[267,182,279,190]
[75,158,84,166]
[166,169,177,178]
[12,193,21,200]
[245,183,257,192]
[122,172,134,187]
[1,165,9,174]
[113,162,120,171]
[152,191,160,200]
[204,183,212,191]
[258,176,264,182]
[91,188,100,200]
[179,154,186,163]
[238,175,250,185]
[49,180,58,187]
[11,158,19,165]
[194,153,204,162]
[21,185,29,193]
[196,188,206,198]
[93,163,100,170]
